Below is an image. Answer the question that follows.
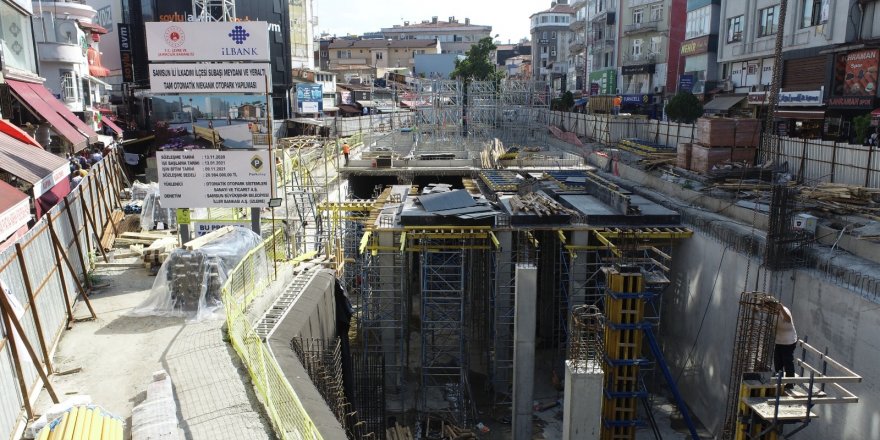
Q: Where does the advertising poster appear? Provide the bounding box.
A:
[296,83,323,113]
[145,21,270,62]
[151,94,270,149]
[844,49,879,96]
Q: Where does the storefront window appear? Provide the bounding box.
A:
[0,2,37,73]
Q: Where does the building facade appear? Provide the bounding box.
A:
[586,0,619,96]
[680,0,721,98]
[327,39,440,83]
[618,0,686,100]
[569,0,588,92]
[531,0,577,94]
[380,17,491,55]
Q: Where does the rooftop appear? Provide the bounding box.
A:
[328,39,438,49]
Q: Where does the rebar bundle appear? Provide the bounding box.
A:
[569,305,604,364]
[721,292,780,440]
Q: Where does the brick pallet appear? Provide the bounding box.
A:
[696,117,761,147]
[688,144,757,173]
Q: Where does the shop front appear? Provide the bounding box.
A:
[589,69,617,96]
[680,35,716,96]
[825,48,879,141]
[774,90,826,138]
[0,133,71,219]
[621,64,656,95]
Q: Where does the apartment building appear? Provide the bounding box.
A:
[380,17,492,55]
[569,0,588,92]
[618,0,687,99]
[586,0,619,95]
[327,39,440,82]
[530,0,577,94]
[679,0,721,97]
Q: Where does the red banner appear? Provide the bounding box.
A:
[844,49,879,96]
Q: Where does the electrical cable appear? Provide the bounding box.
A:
[673,243,731,385]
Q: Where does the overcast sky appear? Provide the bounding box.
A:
[316,0,541,44]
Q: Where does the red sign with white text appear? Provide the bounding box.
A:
[844,49,879,95]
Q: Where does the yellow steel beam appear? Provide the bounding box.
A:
[488,231,500,250]
[526,231,539,248]
[557,230,567,244]
[358,231,372,255]
[399,232,407,252]
[593,231,623,257]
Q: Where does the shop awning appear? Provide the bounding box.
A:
[0,118,42,148]
[0,179,30,241]
[6,79,89,151]
[337,104,360,114]
[77,20,108,35]
[102,117,124,136]
[0,132,70,197]
[703,96,746,112]
[775,110,825,120]
[26,81,99,143]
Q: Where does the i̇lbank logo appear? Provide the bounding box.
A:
[164,26,185,47]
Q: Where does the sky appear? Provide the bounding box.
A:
[316,0,541,44]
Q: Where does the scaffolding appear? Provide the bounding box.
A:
[467,80,497,140]
[498,80,550,146]
[411,79,463,143]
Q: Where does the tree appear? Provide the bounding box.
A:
[665,92,704,123]
[552,91,575,111]
[854,114,872,144]
[450,37,503,82]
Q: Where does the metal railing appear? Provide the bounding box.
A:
[624,19,661,34]
[622,52,658,65]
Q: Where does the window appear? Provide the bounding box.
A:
[650,36,661,54]
[336,50,351,59]
[542,46,548,54]
[728,15,743,42]
[541,16,548,23]
[542,31,548,39]
[0,2,37,73]
[650,4,663,21]
[376,52,383,60]
[802,0,823,28]
[759,6,779,37]
[321,51,328,58]
[632,39,642,56]
[633,8,643,24]
[62,72,76,101]
[552,32,557,39]
[686,6,711,39]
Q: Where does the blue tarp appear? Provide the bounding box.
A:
[574,98,588,106]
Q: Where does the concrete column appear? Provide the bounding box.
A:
[569,230,590,307]
[563,360,603,440]
[513,264,537,440]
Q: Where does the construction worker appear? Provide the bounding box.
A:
[612,95,622,115]
[773,302,798,388]
[342,142,350,166]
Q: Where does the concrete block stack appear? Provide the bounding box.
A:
[680,118,761,173]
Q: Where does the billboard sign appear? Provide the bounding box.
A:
[678,74,695,93]
[844,49,879,96]
[157,150,272,208]
[296,83,323,113]
[778,90,823,106]
[149,63,270,94]
[145,21,270,62]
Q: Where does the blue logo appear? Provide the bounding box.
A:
[228,26,250,45]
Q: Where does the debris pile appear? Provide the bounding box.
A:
[509,192,578,217]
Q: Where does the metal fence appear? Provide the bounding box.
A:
[0,152,127,440]
[220,229,325,440]
[774,135,880,187]
[547,111,697,147]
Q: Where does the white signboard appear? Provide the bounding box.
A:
[301,101,319,113]
[149,63,270,94]
[778,90,823,106]
[192,221,249,237]
[145,21,270,62]
[0,197,30,240]
[157,150,272,208]
[32,164,71,198]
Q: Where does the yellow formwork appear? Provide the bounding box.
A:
[601,269,645,440]
[734,380,780,440]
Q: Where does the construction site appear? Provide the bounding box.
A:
[1,68,878,440]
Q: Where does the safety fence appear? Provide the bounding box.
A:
[220,228,325,440]
[0,152,128,440]
[773,135,880,187]
[547,110,697,148]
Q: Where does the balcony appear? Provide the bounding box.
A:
[569,36,586,53]
[571,0,587,9]
[591,10,616,25]
[570,18,586,32]
[37,42,83,64]
[622,52,658,66]
[589,39,616,54]
[624,19,661,35]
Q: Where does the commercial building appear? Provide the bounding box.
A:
[679,0,721,98]
[380,16,491,56]
[530,0,577,94]
[585,0,620,100]
[568,0,588,92]
[618,0,686,112]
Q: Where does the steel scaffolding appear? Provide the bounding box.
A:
[467,80,497,140]
[411,79,463,143]
[498,80,550,145]
[419,247,469,425]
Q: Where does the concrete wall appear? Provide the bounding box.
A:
[663,231,880,439]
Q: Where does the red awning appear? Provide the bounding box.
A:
[0,131,70,200]
[0,179,30,242]
[6,79,89,151]
[102,117,124,136]
[0,119,42,148]
[25,81,99,144]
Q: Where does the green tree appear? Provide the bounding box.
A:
[552,91,575,111]
[853,114,872,144]
[665,92,704,123]
[450,37,503,82]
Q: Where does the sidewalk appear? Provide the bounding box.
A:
[32,262,275,439]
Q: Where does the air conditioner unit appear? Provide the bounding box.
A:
[551,50,557,56]
[654,85,665,94]
[722,79,735,92]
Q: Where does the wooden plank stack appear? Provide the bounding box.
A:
[509,192,578,217]
[385,423,413,440]
[99,210,126,251]
[799,183,880,216]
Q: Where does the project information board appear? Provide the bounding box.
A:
[157,150,272,208]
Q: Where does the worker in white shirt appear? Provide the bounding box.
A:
[773,302,798,388]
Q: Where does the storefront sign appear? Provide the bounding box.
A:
[296,83,323,113]
[844,49,879,96]
[157,150,272,208]
[32,164,71,198]
[149,63,270,94]
[145,22,270,62]
[118,24,130,51]
[678,74,695,93]
[0,197,29,242]
[827,96,876,109]
[622,64,656,75]
[621,94,650,105]
[680,36,710,57]
[590,83,600,95]
[778,90,823,106]
[118,24,133,83]
[748,92,768,104]
[589,70,617,95]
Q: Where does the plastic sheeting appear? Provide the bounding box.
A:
[140,192,177,231]
[128,227,267,321]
